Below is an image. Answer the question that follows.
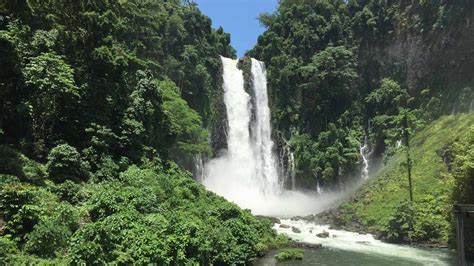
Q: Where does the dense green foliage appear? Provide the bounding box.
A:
[0,0,235,167]
[0,0,283,264]
[250,0,474,189]
[451,124,474,257]
[0,148,279,263]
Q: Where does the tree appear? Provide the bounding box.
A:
[46,144,87,183]
[23,53,81,158]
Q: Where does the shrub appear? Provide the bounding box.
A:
[274,249,304,261]
[0,183,42,238]
[92,155,120,181]
[47,144,88,182]
[25,219,71,258]
[53,180,85,204]
[385,196,450,243]
[0,235,17,260]
[0,145,45,185]
[385,200,415,243]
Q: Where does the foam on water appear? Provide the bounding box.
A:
[276,219,453,265]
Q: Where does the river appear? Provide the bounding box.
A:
[254,218,457,265]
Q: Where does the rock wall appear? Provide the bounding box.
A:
[208,57,228,157]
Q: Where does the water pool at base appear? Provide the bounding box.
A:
[254,247,456,266]
[254,219,457,266]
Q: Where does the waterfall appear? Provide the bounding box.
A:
[360,137,370,180]
[396,140,402,149]
[250,58,280,195]
[193,154,205,182]
[203,57,337,216]
[289,151,296,190]
[279,139,296,190]
[203,56,282,213]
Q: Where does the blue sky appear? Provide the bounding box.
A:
[194,0,278,57]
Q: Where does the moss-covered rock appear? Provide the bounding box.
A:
[274,249,304,261]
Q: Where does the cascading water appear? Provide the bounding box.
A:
[203,57,257,200]
[359,137,370,180]
[203,56,285,214]
[203,57,325,216]
[193,154,205,182]
[316,180,322,194]
[289,152,296,190]
[250,58,281,195]
[279,140,296,190]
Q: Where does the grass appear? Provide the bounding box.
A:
[337,113,474,243]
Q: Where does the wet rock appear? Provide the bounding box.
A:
[290,241,322,249]
[255,215,280,224]
[302,214,317,221]
[355,241,371,245]
[291,226,301,233]
[279,224,291,229]
[291,216,304,221]
[316,230,330,238]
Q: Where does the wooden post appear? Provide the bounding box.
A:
[455,209,466,266]
[454,205,474,265]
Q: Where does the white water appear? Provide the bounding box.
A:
[275,219,452,265]
[396,139,402,148]
[250,58,280,195]
[279,140,296,190]
[289,152,296,190]
[203,57,328,216]
[359,137,370,180]
[316,180,322,194]
[193,154,205,182]
[203,57,258,206]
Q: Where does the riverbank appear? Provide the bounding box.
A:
[308,114,474,248]
[265,218,456,265]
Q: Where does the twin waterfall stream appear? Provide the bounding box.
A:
[200,56,453,265]
[202,57,285,213]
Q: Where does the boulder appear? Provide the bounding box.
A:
[255,215,281,224]
[291,226,301,233]
[316,230,330,238]
[279,224,291,229]
[290,241,322,249]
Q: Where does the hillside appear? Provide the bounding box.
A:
[321,113,474,247]
[0,1,284,264]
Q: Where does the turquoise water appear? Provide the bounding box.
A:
[256,218,459,265]
[255,247,457,266]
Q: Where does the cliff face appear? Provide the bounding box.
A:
[208,59,228,156]
[359,2,474,112]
